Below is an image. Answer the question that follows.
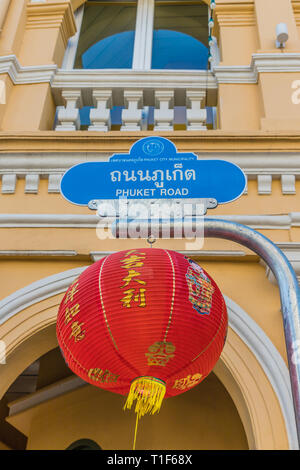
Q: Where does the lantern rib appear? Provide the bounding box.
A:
[98,255,119,352]
[57,320,91,374]
[162,250,176,343]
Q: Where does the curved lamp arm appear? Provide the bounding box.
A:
[203,218,300,445]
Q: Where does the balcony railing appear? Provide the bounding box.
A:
[51,69,218,132]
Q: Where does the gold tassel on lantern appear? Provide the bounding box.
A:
[124,376,166,418]
[124,376,166,449]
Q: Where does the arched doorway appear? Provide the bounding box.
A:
[0,267,297,449]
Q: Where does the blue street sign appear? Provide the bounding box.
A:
[60,137,246,206]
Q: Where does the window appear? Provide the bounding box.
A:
[152,3,209,69]
[66,0,210,72]
[59,0,217,130]
[74,2,137,69]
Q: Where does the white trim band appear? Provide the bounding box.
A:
[0,213,299,229]
[213,53,300,84]
[0,55,57,85]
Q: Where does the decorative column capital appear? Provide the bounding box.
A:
[214,3,256,27]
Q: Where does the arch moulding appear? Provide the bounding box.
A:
[0,267,297,450]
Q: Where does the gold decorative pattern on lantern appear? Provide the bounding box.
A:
[121,269,146,287]
[88,368,119,383]
[121,288,146,308]
[186,262,215,315]
[145,341,175,366]
[69,321,86,342]
[120,251,146,269]
[64,303,80,324]
[172,373,203,390]
[64,277,87,343]
[120,250,147,308]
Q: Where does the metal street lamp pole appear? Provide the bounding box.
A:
[203,218,300,447]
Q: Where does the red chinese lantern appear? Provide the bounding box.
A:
[56,248,227,445]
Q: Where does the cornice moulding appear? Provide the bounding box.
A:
[252,53,300,73]
[0,55,217,93]
[51,69,218,93]
[1,248,297,263]
[215,1,254,8]
[2,150,300,195]
[0,53,299,89]
[0,214,98,228]
[1,151,300,174]
[0,250,78,258]
[1,132,300,151]
[0,56,57,84]
[214,53,300,83]
[212,65,255,83]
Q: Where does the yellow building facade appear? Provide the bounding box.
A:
[0,0,300,450]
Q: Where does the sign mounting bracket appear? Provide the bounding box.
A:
[88,198,218,218]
